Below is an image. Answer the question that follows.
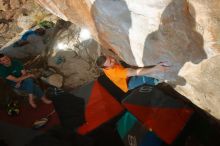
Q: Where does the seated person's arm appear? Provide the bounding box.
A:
[126,63,169,77]
[14,70,29,87]
[20,40,29,46]
[16,40,29,47]
[6,74,34,83]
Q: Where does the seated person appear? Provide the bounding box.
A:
[0,53,52,108]
[14,28,46,47]
[96,55,170,92]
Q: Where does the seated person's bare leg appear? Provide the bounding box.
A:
[28,94,37,108]
[41,96,52,104]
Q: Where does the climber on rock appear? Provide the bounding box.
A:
[96,55,170,92]
[0,53,52,108]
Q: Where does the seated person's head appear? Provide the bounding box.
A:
[0,53,11,66]
[35,28,46,36]
[96,55,116,69]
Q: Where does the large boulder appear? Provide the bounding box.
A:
[36,0,220,119]
[47,23,101,89]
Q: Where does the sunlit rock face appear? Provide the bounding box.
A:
[36,0,220,119]
[188,0,220,56]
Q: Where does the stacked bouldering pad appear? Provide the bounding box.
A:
[121,85,193,144]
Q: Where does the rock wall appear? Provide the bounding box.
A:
[0,0,54,48]
[46,21,111,89]
[36,0,220,119]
